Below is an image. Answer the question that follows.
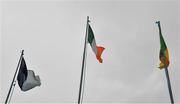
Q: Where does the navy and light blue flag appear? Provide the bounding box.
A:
[17,57,41,91]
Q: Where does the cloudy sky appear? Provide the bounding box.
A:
[1,0,180,103]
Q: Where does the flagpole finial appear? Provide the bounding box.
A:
[87,16,90,23]
[156,21,160,24]
[22,50,24,55]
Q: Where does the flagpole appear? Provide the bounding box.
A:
[156,21,174,104]
[165,67,174,104]
[7,81,16,104]
[5,50,24,104]
[78,16,89,104]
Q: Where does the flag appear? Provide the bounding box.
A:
[88,24,105,63]
[158,23,170,69]
[17,57,41,91]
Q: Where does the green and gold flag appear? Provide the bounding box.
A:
[157,21,170,69]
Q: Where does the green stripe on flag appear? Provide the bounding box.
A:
[160,33,167,51]
[88,25,95,44]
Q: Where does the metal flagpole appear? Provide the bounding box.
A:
[80,48,88,104]
[156,21,174,104]
[7,81,16,104]
[5,50,24,104]
[165,67,174,104]
[78,16,89,104]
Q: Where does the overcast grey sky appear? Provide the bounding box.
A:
[1,0,180,103]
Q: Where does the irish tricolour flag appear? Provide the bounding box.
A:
[87,25,105,63]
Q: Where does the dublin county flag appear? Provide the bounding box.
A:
[157,22,170,69]
[88,25,105,63]
[17,57,41,91]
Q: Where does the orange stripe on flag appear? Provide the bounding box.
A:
[96,46,105,63]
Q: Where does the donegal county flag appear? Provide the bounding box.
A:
[88,25,105,63]
[157,21,170,69]
[17,57,41,91]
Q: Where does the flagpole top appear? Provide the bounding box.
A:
[156,21,160,24]
[21,50,24,55]
[87,16,90,23]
